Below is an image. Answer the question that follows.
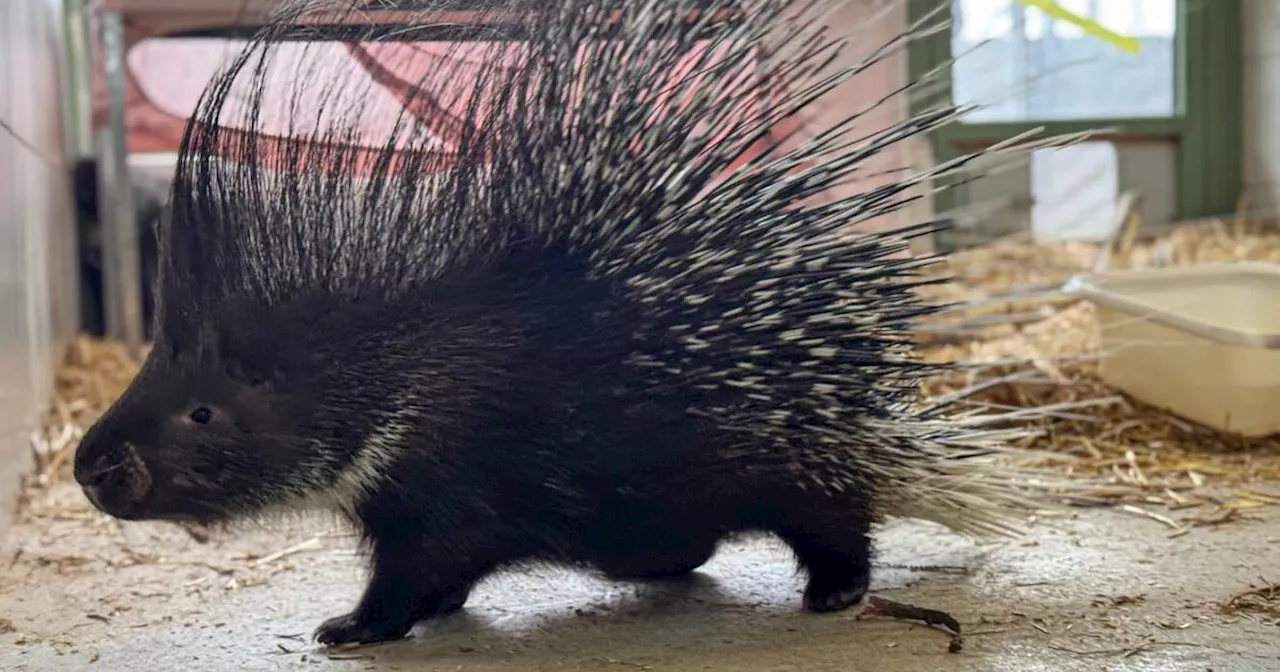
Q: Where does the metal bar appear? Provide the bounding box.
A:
[162,6,749,42]
[98,11,144,354]
[359,0,737,8]
[60,0,96,160]
[168,21,748,43]
[1010,0,1028,120]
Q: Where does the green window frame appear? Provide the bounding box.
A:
[907,0,1242,252]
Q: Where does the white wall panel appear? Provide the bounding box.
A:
[0,0,80,537]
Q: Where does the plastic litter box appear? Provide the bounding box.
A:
[1063,262,1280,437]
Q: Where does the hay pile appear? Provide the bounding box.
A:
[918,218,1280,517]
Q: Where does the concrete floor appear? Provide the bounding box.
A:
[3,482,1279,671]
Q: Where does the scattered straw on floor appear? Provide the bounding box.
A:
[1223,579,1280,621]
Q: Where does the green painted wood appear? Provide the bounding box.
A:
[1179,0,1243,220]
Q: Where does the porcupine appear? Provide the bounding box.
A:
[72,0,1050,646]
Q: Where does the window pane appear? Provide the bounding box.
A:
[951,0,1177,122]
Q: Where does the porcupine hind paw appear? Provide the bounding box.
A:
[778,519,873,613]
[802,566,871,613]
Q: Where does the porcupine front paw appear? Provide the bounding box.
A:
[313,587,470,646]
[314,588,471,647]
[314,611,413,646]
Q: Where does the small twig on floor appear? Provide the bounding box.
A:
[865,597,961,635]
[1118,504,1187,534]
[874,563,970,575]
[325,649,376,660]
[248,536,324,567]
[39,429,77,482]
[194,561,236,575]
[1048,639,1153,657]
[119,547,161,565]
[321,636,414,659]
[1061,496,1123,508]
[1223,577,1280,616]
[1057,637,1215,658]
[600,658,653,670]
[1180,507,1240,529]
[179,523,212,544]
[864,596,964,653]
[1104,594,1145,607]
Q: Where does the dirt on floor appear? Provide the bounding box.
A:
[3,480,1279,672]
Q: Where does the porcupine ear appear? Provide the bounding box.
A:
[226,358,286,391]
[215,342,288,393]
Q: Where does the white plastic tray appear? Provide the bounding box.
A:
[1064,262,1280,437]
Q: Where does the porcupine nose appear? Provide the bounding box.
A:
[75,451,122,508]
[74,437,152,517]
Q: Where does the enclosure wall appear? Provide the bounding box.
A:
[0,0,80,537]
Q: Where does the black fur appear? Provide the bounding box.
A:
[78,238,877,644]
[72,0,1013,646]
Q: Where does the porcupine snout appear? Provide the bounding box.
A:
[74,428,155,520]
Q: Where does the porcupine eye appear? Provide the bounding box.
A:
[189,407,213,424]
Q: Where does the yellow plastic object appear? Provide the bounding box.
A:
[1064,262,1280,437]
[1013,0,1141,55]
